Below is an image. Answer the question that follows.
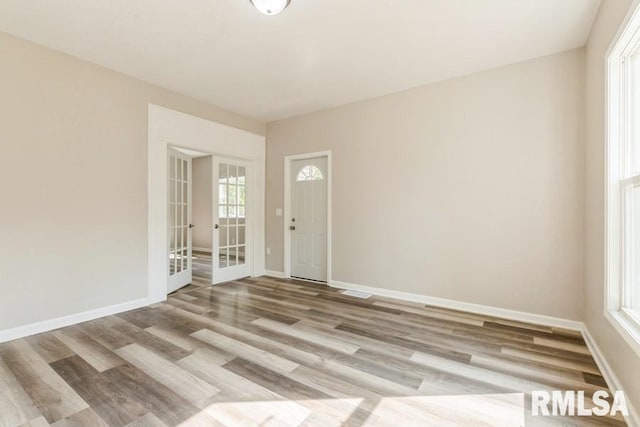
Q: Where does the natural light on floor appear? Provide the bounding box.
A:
[177,394,525,426]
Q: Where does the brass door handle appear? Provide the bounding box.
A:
[214,224,219,230]
[289,226,296,231]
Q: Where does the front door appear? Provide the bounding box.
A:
[213,158,251,284]
[168,148,193,293]
[290,157,328,282]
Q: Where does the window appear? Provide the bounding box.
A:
[607,6,640,356]
[296,165,324,181]
[219,164,246,219]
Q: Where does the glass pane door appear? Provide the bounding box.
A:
[168,148,192,293]
[213,158,250,284]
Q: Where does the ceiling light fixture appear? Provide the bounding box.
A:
[250,0,291,16]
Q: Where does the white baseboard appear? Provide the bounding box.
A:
[0,298,150,344]
[264,270,286,279]
[1,275,634,426]
[192,247,212,253]
[581,326,639,427]
[329,279,583,330]
[328,278,638,426]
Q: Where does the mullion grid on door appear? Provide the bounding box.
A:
[180,159,189,273]
[184,159,189,272]
[169,156,189,276]
[237,166,246,264]
[178,157,183,274]
[179,158,184,273]
[169,155,177,275]
[218,163,246,269]
[219,163,228,268]
[229,164,237,267]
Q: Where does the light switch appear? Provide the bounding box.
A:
[275,208,283,217]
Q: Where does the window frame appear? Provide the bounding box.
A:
[606,2,640,357]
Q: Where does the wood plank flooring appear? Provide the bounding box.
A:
[0,254,626,426]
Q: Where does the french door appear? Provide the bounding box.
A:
[167,148,193,293]
[213,158,251,284]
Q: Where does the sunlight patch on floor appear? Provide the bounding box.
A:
[368,393,525,426]
[177,394,525,426]
[180,398,363,426]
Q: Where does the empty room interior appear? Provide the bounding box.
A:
[2,0,640,426]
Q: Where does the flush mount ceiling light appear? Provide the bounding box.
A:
[250,0,291,16]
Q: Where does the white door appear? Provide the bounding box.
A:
[168,148,193,293]
[213,158,251,284]
[290,157,328,282]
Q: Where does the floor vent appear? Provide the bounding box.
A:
[341,290,372,299]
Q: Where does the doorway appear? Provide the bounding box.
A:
[284,152,332,283]
[169,151,254,289]
[148,104,266,303]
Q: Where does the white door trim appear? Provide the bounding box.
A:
[148,104,266,303]
[284,151,332,283]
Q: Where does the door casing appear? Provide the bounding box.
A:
[148,104,266,303]
[284,151,332,283]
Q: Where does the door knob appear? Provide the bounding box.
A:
[189,224,195,229]
[214,224,219,230]
[290,226,296,231]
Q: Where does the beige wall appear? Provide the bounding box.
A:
[0,32,264,331]
[3,7,639,412]
[192,156,213,251]
[267,49,585,320]
[584,0,640,413]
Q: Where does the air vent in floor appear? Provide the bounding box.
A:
[341,290,372,299]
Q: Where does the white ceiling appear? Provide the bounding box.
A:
[0,0,601,122]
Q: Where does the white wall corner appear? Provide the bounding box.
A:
[0,298,150,344]
[581,326,640,427]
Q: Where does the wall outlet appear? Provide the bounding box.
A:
[275,208,283,217]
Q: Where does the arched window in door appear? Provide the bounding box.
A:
[296,165,324,181]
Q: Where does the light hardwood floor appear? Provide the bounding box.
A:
[0,254,626,426]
